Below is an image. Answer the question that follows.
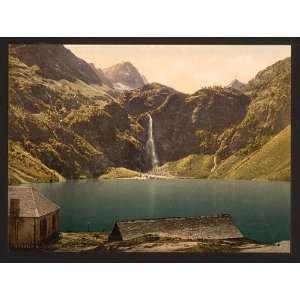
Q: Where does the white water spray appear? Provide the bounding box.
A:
[211,155,218,173]
[146,114,159,168]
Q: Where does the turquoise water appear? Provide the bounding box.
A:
[31,179,290,244]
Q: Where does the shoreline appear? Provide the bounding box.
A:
[38,232,291,253]
[13,176,291,185]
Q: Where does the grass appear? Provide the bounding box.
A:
[211,125,290,181]
[160,154,214,178]
[99,167,141,179]
[8,141,64,184]
[160,126,290,181]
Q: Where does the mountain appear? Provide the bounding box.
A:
[226,79,245,90]
[8,141,64,185]
[159,125,290,181]
[8,45,291,183]
[148,87,250,165]
[122,58,290,180]
[212,125,290,181]
[89,63,114,88]
[216,57,290,161]
[10,44,103,85]
[8,45,147,183]
[142,74,148,84]
[120,82,180,116]
[103,61,147,90]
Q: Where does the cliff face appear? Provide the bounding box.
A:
[138,87,250,165]
[8,45,291,182]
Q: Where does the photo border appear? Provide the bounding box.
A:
[0,37,299,263]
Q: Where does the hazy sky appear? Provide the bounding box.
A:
[66,45,290,93]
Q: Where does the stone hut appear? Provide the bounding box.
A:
[8,186,60,248]
[109,214,243,241]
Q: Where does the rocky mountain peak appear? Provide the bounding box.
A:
[226,79,245,90]
[103,61,147,90]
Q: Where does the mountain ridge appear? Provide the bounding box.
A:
[8,45,291,183]
[10,44,103,85]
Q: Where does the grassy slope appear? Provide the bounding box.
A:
[211,125,290,181]
[8,55,117,181]
[159,154,214,178]
[9,141,64,184]
[158,125,290,181]
[99,167,141,179]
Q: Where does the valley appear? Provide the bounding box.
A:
[8,44,291,184]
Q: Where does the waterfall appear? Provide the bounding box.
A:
[211,155,218,173]
[146,114,159,168]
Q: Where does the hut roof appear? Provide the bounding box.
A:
[110,214,243,241]
[8,186,60,218]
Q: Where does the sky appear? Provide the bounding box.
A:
[66,45,290,93]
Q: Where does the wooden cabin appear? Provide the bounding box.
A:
[109,214,243,241]
[8,186,60,248]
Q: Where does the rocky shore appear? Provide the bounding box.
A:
[41,232,290,253]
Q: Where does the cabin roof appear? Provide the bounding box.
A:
[110,214,243,241]
[8,186,60,218]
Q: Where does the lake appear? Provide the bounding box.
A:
[31,179,290,244]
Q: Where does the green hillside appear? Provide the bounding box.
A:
[159,125,290,181]
[8,141,64,184]
[159,154,214,178]
[212,126,290,181]
[99,167,141,179]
